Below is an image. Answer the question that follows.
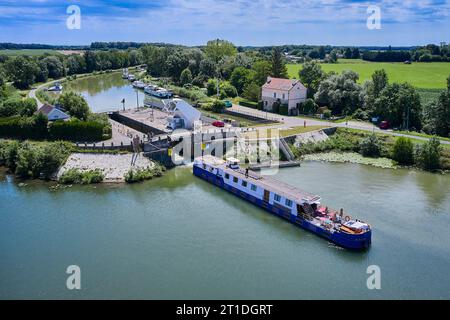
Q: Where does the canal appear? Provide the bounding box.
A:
[1,162,449,299]
[62,72,146,113]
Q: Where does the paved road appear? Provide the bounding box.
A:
[229,104,450,145]
[28,79,62,108]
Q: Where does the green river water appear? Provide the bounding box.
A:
[1,162,449,299]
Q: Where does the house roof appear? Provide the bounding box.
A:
[37,104,70,119]
[262,77,306,91]
[37,104,55,116]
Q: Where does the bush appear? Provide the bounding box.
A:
[353,108,370,121]
[279,104,289,116]
[414,137,442,171]
[239,100,258,109]
[59,168,104,185]
[299,99,318,115]
[0,98,37,117]
[125,164,165,183]
[242,82,261,102]
[211,99,225,113]
[220,82,238,99]
[180,68,193,86]
[359,134,381,157]
[0,114,48,140]
[0,140,72,179]
[57,92,90,121]
[206,79,218,96]
[392,137,414,165]
[49,119,109,142]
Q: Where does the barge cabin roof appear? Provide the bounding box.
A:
[198,155,321,205]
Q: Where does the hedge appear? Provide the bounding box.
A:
[239,100,258,109]
[0,115,48,140]
[279,104,289,116]
[49,119,108,142]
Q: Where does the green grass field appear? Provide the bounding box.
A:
[287,59,450,89]
[0,49,61,56]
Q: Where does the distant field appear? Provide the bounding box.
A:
[287,59,450,89]
[0,49,62,56]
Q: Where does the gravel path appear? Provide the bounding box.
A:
[58,153,155,183]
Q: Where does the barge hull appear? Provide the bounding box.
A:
[193,166,371,250]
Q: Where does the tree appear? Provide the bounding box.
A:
[42,56,65,79]
[374,83,422,130]
[270,48,288,78]
[242,82,261,102]
[422,90,450,137]
[415,137,442,171]
[204,39,237,64]
[199,58,216,78]
[359,134,381,157]
[5,56,40,89]
[166,50,190,80]
[0,65,6,86]
[66,55,86,75]
[230,67,252,94]
[58,92,90,120]
[314,70,362,115]
[251,60,272,85]
[392,137,414,165]
[299,99,318,115]
[372,69,389,95]
[180,68,193,86]
[318,46,326,59]
[344,48,352,59]
[351,48,361,59]
[299,61,324,98]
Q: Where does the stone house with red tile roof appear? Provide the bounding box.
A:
[261,77,307,115]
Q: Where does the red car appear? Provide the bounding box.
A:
[212,121,225,128]
[379,121,390,130]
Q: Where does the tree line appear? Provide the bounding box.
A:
[0,49,145,89]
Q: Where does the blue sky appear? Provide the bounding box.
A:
[0,0,448,46]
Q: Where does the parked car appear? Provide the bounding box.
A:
[379,121,390,130]
[212,121,225,128]
[224,100,233,108]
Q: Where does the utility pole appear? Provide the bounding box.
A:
[136,90,139,110]
[121,98,125,111]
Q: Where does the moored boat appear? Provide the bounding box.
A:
[193,156,372,250]
[132,80,147,89]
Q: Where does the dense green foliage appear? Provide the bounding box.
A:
[359,134,381,157]
[0,114,48,139]
[0,98,37,117]
[392,137,414,165]
[414,137,442,171]
[49,119,109,142]
[0,140,72,179]
[124,164,165,183]
[57,92,90,120]
[59,168,104,185]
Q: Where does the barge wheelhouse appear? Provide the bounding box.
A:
[193,156,372,250]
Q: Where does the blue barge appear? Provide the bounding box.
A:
[193,156,372,250]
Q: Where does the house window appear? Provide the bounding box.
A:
[273,92,276,98]
[285,199,293,207]
[225,173,230,179]
[233,177,238,183]
[282,93,285,100]
[251,184,257,192]
[242,181,248,187]
[274,194,281,202]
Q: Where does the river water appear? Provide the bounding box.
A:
[1,162,449,299]
[63,72,146,113]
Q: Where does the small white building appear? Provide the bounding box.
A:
[37,104,70,121]
[164,98,201,130]
[261,77,307,115]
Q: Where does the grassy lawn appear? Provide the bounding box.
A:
[280,125,329,137]
[0,49,62,56]
[287,59,450,89]
[394,131,450,142]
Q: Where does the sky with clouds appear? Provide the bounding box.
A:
[0,0,448,46]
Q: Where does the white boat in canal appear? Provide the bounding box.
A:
[47,82,63,92]
[127,74,136,81]
[144,84,172,99]
[122,68,129,79]
[132,80,146,89]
